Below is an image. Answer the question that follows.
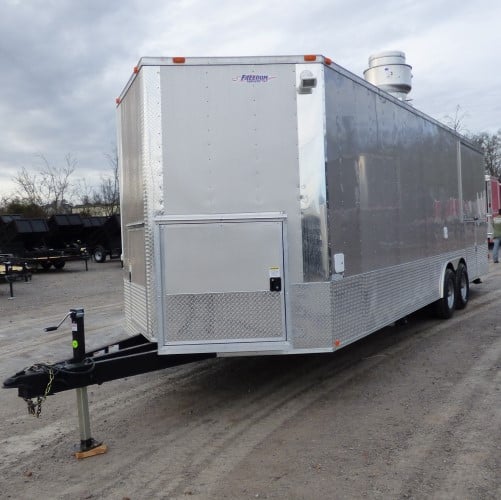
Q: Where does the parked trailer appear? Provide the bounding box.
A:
[81,214,122,263]
[46,214,84,249]
[117,55,488,356]
[4,54,488,453]
[0,257,32,298]
[0,215,46,255]
[0,215,89,270]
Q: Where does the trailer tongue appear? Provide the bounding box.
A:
[3,333,214,400]
[3,307,214,458]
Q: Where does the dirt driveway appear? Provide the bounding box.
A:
[0,260,499,499]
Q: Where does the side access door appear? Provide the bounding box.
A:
[155,213,289,354]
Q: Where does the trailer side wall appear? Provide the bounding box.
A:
[299,65,488,348]
[119,71,149,335]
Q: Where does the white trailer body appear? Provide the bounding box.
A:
[116,55,487,356]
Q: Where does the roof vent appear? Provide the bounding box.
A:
[363,50,412,100]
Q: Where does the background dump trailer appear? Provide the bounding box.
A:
[116,55,487,356]
[81,214,122,262]
[0,214,89,270]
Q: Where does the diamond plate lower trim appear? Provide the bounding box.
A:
[289,246,487,350]
[163,291,285,344]
[129,245,486,351]
[289,282,332,349]
[143,67,163,345]
[124,279,149,337]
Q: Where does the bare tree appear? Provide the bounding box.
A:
[443,105,469,134]
[13,153,77,215]
[13,166,44,207]
[92,146,120,216]
[73,177,94,213]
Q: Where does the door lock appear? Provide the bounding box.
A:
[269,277,282,292]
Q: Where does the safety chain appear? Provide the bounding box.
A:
[24,366,54,418]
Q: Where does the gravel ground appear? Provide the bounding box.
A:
[0,259,499,499]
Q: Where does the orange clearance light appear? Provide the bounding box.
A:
[334,339,341,347]
[172,57,186,64]
[304,54,317,62]
[324,57,332,65]
[133,66,139,74]
[115,97,121,105]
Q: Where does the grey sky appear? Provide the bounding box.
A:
[1,0,500,198]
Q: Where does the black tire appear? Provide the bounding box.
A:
[435,268,456,319]
[455,262,469,310]
[40,261,52,270]
[94,246,107,263]
[53,260,65,269]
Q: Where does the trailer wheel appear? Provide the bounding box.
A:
[40,261,51,270]
[93,246,107,263]
[435,268,456,319]
[455,263,469,310]
[53,260,65,269]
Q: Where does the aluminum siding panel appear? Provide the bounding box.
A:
[323,65,486,276]
[158,63,303,283]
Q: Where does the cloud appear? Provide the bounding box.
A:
[0,0,500,198]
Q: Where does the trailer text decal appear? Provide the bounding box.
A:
[233,74,276,83]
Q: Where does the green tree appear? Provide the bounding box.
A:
[0,196,46,217]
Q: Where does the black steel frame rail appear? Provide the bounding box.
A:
[3,334,215,399]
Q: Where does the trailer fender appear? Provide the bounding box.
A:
[438,258,470,309]
[435,264,456,319]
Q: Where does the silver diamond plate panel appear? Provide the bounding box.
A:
[479,242,489,274]
[123,279,133,333]
[331,247,485,348]
[289,282,332,349]
[470,242,488,277]
[163,291,285,344]
[288,246,486,351]
[142,67,163,340]
[124,279,149,338]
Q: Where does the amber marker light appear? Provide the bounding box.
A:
[115,97,121,105]
[304,54,317,61]
[133,66,139,74]
[172,57,186,63]
[324,57,332,65]
[334,339,341,347]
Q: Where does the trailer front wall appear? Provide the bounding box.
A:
[158,63,301,256]
[153,63,303,350]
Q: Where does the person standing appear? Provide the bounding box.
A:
[492,208,501,263]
